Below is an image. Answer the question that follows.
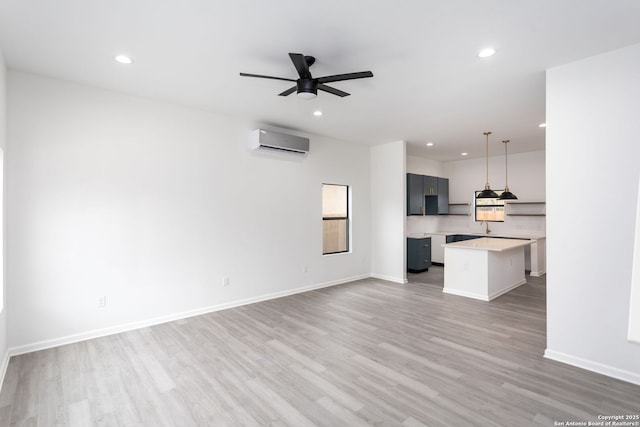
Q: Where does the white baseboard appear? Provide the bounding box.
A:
[8,274,371,357]
[0,349,9,393]
[544,349,640,386]
[370,273,407,284]
[443,279,527,302]
[488,279,527,300]
[442,288,490,301]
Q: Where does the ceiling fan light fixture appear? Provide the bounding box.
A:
[297,91,317,100]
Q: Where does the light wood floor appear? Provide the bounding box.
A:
[1,268,639,426]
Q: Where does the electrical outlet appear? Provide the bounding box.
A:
[97,295,107,308]
[302,265,308,273]
[223,276,230,287]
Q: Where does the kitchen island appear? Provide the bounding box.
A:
[422,231,545,276]
[443,237,532,301]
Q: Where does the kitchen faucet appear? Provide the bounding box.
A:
[482,221,491,234]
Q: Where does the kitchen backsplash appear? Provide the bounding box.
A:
[406,214,546,236]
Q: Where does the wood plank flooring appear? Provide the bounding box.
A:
[1,267,639,426]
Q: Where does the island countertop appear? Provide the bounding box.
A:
[406,232,545,240]
[436,231,544,240]
[443,237,532,252]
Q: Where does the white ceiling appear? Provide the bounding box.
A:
[1,0,639,161]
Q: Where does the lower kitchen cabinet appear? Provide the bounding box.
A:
[407,237,431,272]
[430,234,446,264]
[446,234,483,243]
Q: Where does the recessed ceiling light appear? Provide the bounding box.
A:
[114,55,134,64]
[461,152,468,156]
[539,123,547,128]
[426,142,434,147]
[478,48,496,58]
[313,110,323,117]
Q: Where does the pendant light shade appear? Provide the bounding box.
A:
[477,131,499,199]
[499,190,518,200]
[498,139,518,200]
[478,188,499,198]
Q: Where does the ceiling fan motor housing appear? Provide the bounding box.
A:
[297,79,318,97]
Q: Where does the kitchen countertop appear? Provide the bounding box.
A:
[443,237,532,252]
[407,231,545,240]
[407,233,435,239]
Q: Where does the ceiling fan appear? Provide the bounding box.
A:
[239,53,373,99]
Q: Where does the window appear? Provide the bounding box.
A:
[322,184,349,255]
[475,190,506,222]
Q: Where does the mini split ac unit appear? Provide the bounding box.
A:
[250,129,309,156]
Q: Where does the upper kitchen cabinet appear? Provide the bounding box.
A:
[424,175,438,195]
[407,174,449,216]
[437,177,449,215]
[407,173,425,215]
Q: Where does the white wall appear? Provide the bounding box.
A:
[6,71,372,351]
[405,150,546,236]
[630,176,640,344]
[371,141,406,283]
[441,150,546,236]
[406,155,443,177]
[546,43,640,384]
[0,48,8,383]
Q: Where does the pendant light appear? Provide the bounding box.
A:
[499,139,518,200]
[477,131,499,199]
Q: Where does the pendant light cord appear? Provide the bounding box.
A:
[484,132,491,187]
[502,139,509,188]
[477,131,499,199]
[503,140,509,188]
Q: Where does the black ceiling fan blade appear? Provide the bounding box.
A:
[289,53,311,79]
[318,84,350,97]
[278,86,297,96]
[239,72,296,82]
[317,71,374,84]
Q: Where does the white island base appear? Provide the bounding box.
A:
[443,238,531,301]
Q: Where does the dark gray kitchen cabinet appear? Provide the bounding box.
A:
[407,237,431,272]
[407,173,425,215]
[437,177,449,214]
[446,234,483,243]
[424,177,449,215]
[407,173,450,216]
[423,175,438,195]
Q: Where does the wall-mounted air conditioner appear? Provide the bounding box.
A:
[250,129,309,156]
